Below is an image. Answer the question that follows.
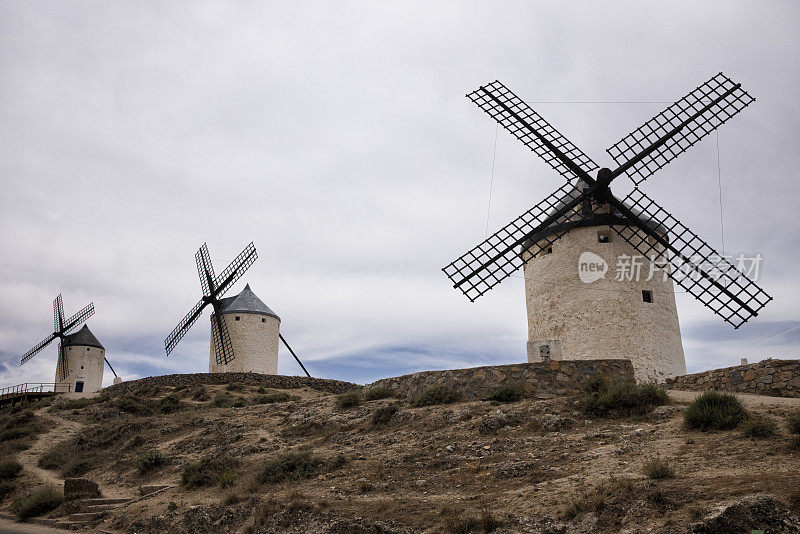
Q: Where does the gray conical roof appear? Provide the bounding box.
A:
[63,324,104,350]
[218,284,280,320]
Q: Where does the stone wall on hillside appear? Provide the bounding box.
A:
[104,372,359,395]
[665,359,800,398]
[365,359,635,400]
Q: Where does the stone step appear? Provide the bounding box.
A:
[68,511,103,522]
[81,497,131,506]
[83,503,120,513]
[53,520,83,529]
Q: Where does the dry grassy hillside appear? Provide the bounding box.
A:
[2,378,800,533]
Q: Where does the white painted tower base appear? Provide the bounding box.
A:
[523,223,686,383]
[55,325,105,394]
[209,284,280,375]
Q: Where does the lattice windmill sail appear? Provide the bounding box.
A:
[443,74,773,381]
[20,294,95,382]
[165,242,257,365]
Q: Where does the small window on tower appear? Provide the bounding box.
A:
[87,347,90,352]
[235,316,241,321]
[261,318,266,323]
[598,231,610,243]
[642,290,653,303]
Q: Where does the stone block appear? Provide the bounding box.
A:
[64,478,100,501]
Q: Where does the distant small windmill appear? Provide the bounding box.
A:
[443,73,773,380]
[20,294,110,392]
[165,242,310,376]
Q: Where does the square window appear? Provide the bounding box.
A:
[642,290,653,303]
[261,318,266,323]
[235,316,241,321]
[598,231,610,243]
[87,348,90,351]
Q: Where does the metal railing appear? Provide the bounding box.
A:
[0,382,71,401]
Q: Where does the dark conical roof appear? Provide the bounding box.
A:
[218,284,280,320]
[63,324,104,350]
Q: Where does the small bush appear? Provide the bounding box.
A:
[226,382,245,392]
[38,448,69,471]
[579,382,668,417]
[335,391,362,410]
[138,450,168,473]
[252,392,299,405]
[191,387,210,402]
[182,457,238,489]
[740,414,778,438]
[63,458,97,477]
[12,485,63,519]
[642,457,675,479]
[444,510,502,533]
[211,394,234,408]
[787,411,800,435]
[410,386,462,407]
[483,385,523,404]
[329,454,348,470]
[0,480,15,501]
[50,397,99,411]
[159,395,183,414]
[116,395,155,416]
[583,375,609,394]
[0,460,23,479]
[372,404,398,426]
[257,452,323,484]
[219,470,238,488]
[167,501,178,511]
[364,387,393,401]
[684,391,746,431]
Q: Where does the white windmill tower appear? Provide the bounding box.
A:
[443,74,772,382]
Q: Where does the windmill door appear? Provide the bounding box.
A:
[74,381,84,393]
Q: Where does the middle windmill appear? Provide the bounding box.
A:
[164,242,310,377]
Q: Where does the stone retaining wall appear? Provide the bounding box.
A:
[365,359,635,400]
[665,359,800,398]
[104,373,359,395]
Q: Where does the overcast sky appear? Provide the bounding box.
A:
[1,1,798,387]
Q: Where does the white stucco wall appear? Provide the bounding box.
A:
[54,345,105,394]
[522,224,686,382]
[208,312,280,374]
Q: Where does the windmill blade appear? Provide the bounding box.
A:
[20,333,58,365]
[57,342,68,381]
[195,243,214,296]
[211,312,234,365]
[54,294,64,331]
[610,188,772,328]
[164,299,207,355]
[213,242,257,296]
[443,181,587,301]
[63,303,95,333]
[607,73,755,185]
[468,80,599,182]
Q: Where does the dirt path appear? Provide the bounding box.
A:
[16,414,83,488]
[668,389,800,409]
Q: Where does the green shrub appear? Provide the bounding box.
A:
[159,395,183,414]
[372,404,398,426]
[50,397,99,411]
[211,394,234,408]
[63,458,97,477]
[116,395,155,416]
[483,385,523,403]
[252,392,299,405]
[219,470,238,488]
[12,485,62,519]
[583,375,609,394]
[0,480,15,501]
[579,383,668,417]
[226,382,245,392]
[181,457,238,488]
[257,452,323,484]
[642,457,675,479]
[38,447,69,471]
[410,386,463,407]
[364,387,393,401]
[329,454,348,470]
[138,450,168,473]
[740,414,778,438]
[787,411,800,435]
[684,391,746,431]
[191,387,210,401]
[0,460,23,480]
[445,510,502,534]
[335,391,362,410]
